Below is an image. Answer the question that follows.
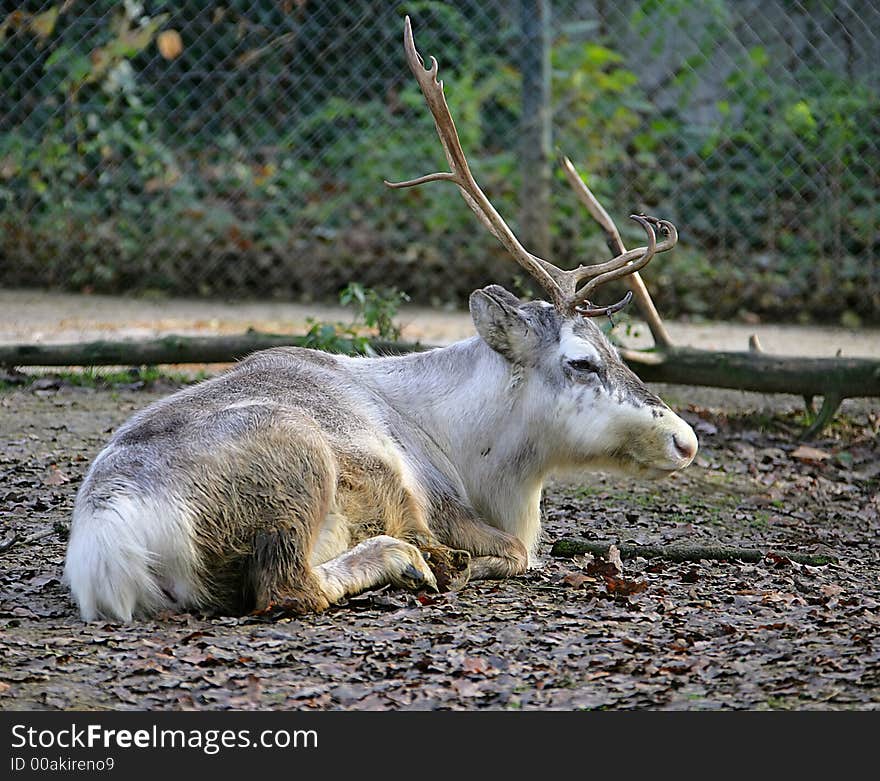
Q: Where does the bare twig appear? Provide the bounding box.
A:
[0,527,58,554]
[800,393,843,441]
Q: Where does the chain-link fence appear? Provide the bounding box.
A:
[2,1,879,321]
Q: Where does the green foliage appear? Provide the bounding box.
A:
[301,283,411,355]
[566,0,880,323]
[339,283,410,341]
[0,365,207,392]
[300,318,372,356]
[552,39,643,180]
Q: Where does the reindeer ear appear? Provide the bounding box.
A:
[469,286,532,363]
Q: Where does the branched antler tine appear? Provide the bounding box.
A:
[651,217,678,251]
[560,154,678,263]
[575,290,633,318]
[571,216,657,305]
[560,155,676,341]
[384,16,565,307]
[385,172,458,188]
[569,215,657,289]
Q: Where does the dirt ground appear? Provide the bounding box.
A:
[1,374,878,711]
[1,289,878,710]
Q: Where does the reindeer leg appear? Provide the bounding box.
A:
[248,526,331,617]
[313,535,438,604]
[381,500,471,592]
[457,530,529,581]
[432,503,529,581]
[332,451,471,593]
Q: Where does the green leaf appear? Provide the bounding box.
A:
[583,44,622,67]
[783,100,817,138]
[29,6,59,39]
[748,46,769,69]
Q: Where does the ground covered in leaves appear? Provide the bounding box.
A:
[1,374,878,710]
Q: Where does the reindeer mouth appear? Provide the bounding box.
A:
[563,452,681,481]
[621,461,681,480]
[601,435,697,477]
[632,453,695,477]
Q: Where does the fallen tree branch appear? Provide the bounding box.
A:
[3,334,877,399]
[550,538,837,566]
[0,332,425,367]
[619,346,880,399]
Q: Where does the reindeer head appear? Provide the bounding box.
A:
[387,16,697,477]
[469,285,696,477]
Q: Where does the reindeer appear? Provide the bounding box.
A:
[64,17,697,622]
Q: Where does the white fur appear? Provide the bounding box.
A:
[314,535,436,602]
[64,481,200,621]
[67,313,696,621]
[349,340,549,558]
[555,322,696,472]
[558,322,602,363]
[309,511,350,566]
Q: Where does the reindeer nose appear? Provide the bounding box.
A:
[673,432,698,462]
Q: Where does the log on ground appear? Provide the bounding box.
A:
[550,538,837,566]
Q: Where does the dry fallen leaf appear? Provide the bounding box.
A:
[764,552,793,567]
[604,575,648,597]
[562,572,595,589]
[791,445,832,463]
[451,680,482,698]
[462,657,490,675]
[607,544,624,573]
[586,550,622,579]
[43,465,70,486]
[692,419,718,435]
[157,29,183,60]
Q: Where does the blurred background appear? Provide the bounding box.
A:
[2,0,878,325]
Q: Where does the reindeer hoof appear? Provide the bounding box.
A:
[450,549,471,570]
[250,596,311,619]
[393,562,439,593]
[419,544,471,592]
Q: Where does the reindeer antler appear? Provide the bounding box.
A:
[385,16,678,318]
[557,155,677,315]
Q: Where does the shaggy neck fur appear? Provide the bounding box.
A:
[350,337,548,554]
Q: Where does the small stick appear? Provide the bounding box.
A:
[550,538,837,566]
[0,527,58,554]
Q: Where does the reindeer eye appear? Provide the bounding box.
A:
[567,358,600,374]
